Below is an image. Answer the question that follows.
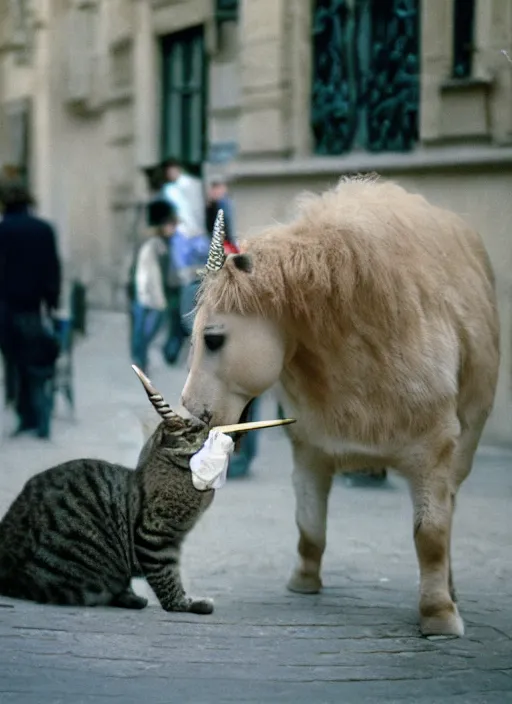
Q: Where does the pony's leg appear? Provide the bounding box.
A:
[408,441,465,637]
[410,411,488,637]
[287,442,334,594]
[446,416,489,609]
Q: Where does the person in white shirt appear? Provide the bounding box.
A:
[130,201,180,373]
[160,157,206,239]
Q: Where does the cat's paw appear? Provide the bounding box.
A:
[112,589,148,610]
[161,596,214,614]
[188,597,214,615]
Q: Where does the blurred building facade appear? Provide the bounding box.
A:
[0,0,511,444]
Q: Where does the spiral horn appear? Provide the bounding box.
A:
[205,209,227,273]
[132,365,177,422]
[212,418,296,434]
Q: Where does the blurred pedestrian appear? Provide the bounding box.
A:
[160,157,206,238]
[130,200,179,374]
[159,157,204,362]
[126,163,166,342]
[0,181,61,438]
[206,176,238,252]
[143,163,166,201]
[165,222,210,363]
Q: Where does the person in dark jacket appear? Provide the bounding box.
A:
[0,181,61,438]
[205,176,237,249]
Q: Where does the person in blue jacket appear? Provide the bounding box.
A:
[162,222,210,365]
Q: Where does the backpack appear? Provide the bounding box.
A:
[12,312,60,370]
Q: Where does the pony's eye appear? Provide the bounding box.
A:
[204,333,225,352]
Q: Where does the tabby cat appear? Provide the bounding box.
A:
[0,367,216,613]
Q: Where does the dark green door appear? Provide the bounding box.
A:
[161,27,206,177]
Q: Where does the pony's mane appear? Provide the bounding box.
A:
[197,175,461,344]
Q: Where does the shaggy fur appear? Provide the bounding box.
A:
[197,176,498,443]
[185,175,500,637]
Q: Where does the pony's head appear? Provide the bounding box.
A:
[181,251,287,425]
[181,196,345,426]
[182,178,410,426]
[181,206,302,425]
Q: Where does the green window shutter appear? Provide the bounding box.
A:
[311,0,420,156]
[161,27,206,175]
[215,0,239,23]
[452,0,475,79]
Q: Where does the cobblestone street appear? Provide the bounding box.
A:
[0,312,511,703]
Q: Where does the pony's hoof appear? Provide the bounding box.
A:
[420,603,464,637]
[287,570,322,594]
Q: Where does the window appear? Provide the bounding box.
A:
[161,27,207,176]
[452,0,475,79]
[311,0,420,155]
[215,0,239,23]
[9,0,33,64]
[66,2,102,109]
[1,98,31,189]
[111,40,133,93]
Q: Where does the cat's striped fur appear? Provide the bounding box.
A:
[0,416,214,613]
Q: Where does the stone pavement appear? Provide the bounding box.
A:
[0,311,511,704]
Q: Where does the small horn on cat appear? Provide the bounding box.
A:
[131,365,177,422]
[212,418,296,434]
[205,209,226,272]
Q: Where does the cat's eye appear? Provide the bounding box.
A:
[204,332,226,352]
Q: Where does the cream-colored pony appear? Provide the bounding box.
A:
[181,176,500,637]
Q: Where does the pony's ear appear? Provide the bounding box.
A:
[232,253,253,273]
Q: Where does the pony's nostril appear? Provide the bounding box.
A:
[200,409,213,425]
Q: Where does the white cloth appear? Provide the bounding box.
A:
[162,174,206,238]
[189,430,234,491]
[134,236,167,310]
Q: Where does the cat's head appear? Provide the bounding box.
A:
[132,364,220,528]
[136,418,215,523]
[132,370,214,520]
[136,413,209,473]
[131,364,296,500]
